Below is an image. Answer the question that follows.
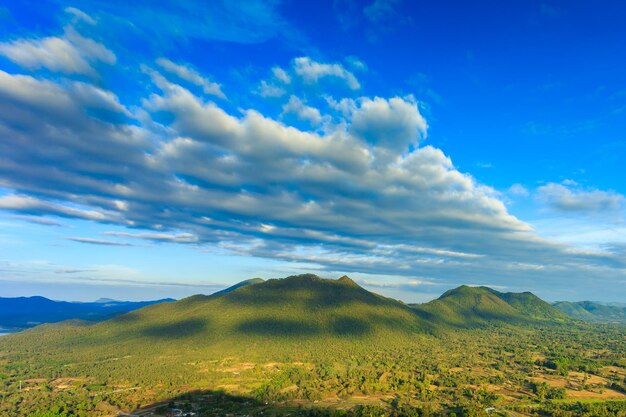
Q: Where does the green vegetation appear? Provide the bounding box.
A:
[0,274,624,416]
[410,285,570,327]
[554,301,626,323]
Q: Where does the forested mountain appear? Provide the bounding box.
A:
[0,296,174,330]
[553,300,626,323]
[409,285,570,327]
[1,275,625,417]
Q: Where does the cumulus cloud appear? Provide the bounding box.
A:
[281,95,325,126]
[156,58,225,99]
[350,96,427,156]
[0,28,115,76]
[537,182,624,213]
[293,56,360,90]
[0,37,625,299]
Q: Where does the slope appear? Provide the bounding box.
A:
[554,301,626,323]
[1,274,432,363]
[411,285,570,327]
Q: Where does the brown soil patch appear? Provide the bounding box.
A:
[566,388,626,400]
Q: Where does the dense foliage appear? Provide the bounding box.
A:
[0,275,624,416]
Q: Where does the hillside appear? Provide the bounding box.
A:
[1,275,431,362]
[0,276,621,417]
[0,296,174,331]
[554,301,626,323]
[410,285,570,327]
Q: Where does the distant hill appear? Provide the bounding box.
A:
[410,285,570,327]
[553,301,626,323]
[0,296,174,331]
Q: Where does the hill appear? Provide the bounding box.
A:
[1,274,432,363]
[410,285,570,327]
[211,277,265,296]
[0,296,174,331]
[554,301,626,323]
[0,275,617,417]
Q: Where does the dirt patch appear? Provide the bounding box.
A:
[566,388,626,400]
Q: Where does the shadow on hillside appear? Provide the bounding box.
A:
[141,318,209,339]
[131,389,415,417]
[237,318,321,336]
[236,316,374,337]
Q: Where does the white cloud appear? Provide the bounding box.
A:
[103,231,199,244]
[256,80,286,97]
[0,195,112,222]
[67,237,134,246]
[293,56,360,90]
[0,28,115,76]
[350,96,427,159]
[1,53,626,299]
[281,95,325,126]
[508,183,530,197]
[537,182,624,213]
[156,58,225,99]
[272,66,291,84]
[64,7,96,25]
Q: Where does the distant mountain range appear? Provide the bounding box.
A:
[553,300,626,323]
[0,296,174,331]
[1,277,621,334]
[2,274,573,345]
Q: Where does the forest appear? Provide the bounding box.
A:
[0,275,624,417]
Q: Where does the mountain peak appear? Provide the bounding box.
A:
[212,278,265,297]
[337,275,360,287]
[283,273,322,282]
[94,297,117,303]
[439,285,491,299]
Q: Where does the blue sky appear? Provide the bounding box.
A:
[0,0,625,302]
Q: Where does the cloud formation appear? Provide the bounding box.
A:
[293,56,361,90]
[538,182,624,213]
[0,27,115,76]
[156,58,225,99]
[0,21,625,300]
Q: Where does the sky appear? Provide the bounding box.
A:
[0,0,625,302]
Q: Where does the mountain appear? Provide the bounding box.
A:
[94,297,117,303]
[0,296,175,331]
[211,277,264,296]
[553,301,626,323]
[1,274,434,361]
[410,285,570,327]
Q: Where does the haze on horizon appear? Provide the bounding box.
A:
[0,0,625,303]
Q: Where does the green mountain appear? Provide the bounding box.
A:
[553,301,626,323]
[211,277,265,296]
[410,285,570,327]
[3,274,432,362]
[1,277,575,367]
